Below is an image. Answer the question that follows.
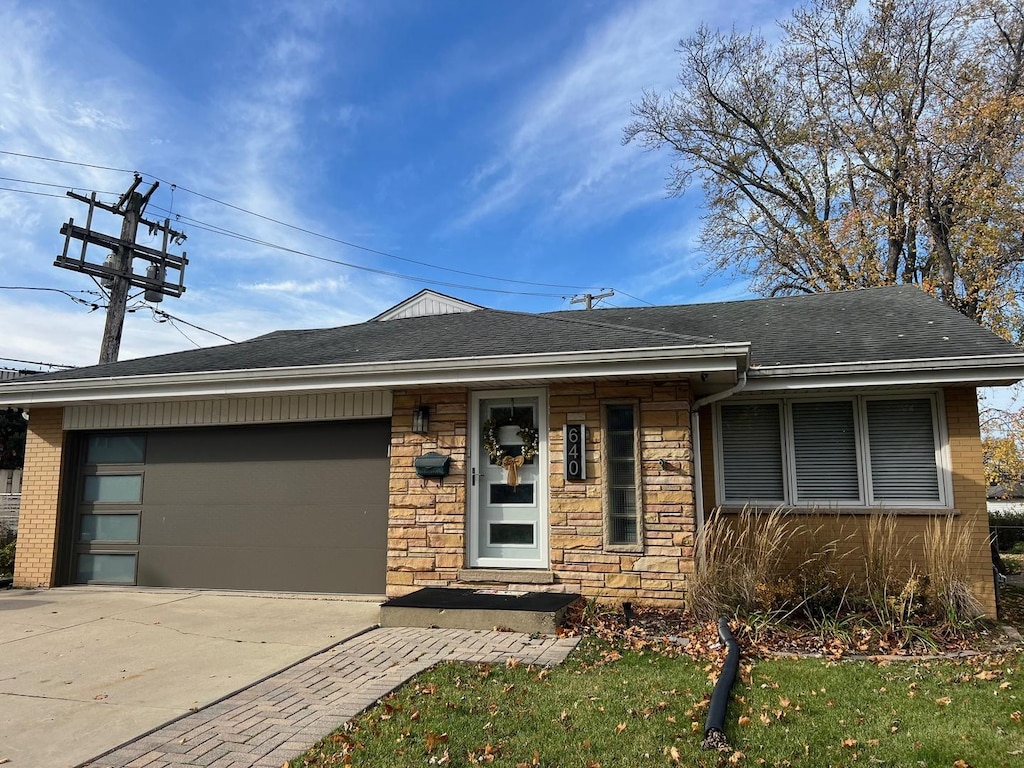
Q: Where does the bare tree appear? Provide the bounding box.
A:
[625,0,1024,338]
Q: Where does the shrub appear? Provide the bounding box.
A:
[924,515,983,625]
[686,506,791,620]
[0,528,14,576]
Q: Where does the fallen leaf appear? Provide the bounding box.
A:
[936,697,952,707]
[425,732,448,753]
[953,760,972,768]
[615,722,627,734]
[842,738,858,748]
[760,712,772,725]
[1011,711,1022,723]
[738,715,752,727]
[728,750,746,764]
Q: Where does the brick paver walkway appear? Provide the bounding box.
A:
[82,627,580,768]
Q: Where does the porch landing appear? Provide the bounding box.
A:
[380,587,581,634]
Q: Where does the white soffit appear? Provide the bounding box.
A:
[63,391,393,430]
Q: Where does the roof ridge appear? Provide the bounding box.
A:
[492,306,723,346]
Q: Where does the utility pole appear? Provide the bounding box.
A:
[570,289,614,310]
[55,174,188,364]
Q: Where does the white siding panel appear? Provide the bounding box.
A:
[64,391,393,430]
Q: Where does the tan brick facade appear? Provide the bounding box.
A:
[697,386,996,616]
[12,384,996,617]
[386,381,697,606]
[13,407,66,588]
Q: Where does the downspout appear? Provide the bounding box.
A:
[690,370,747,572]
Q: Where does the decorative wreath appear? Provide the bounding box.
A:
[483,415,539,464]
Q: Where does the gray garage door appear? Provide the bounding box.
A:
[67,420,391,594]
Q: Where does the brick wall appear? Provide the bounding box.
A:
[385,382,698,606]
[698,387,996,617]
[386,389,469,597]
[13,407,65,588]
[548,381,695,606]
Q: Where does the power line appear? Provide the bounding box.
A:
[4,149,610,296]
[611,290,656,307]
[149,201,598,292]
[151,309,236,343]
[148,203,603,292]
[0,175,121,196]
[0,285,103,307]
[0,149,134,175]
[0,185,65,199]
[2,284,234,346]
[0,355,75,370]
[179,218,570,298]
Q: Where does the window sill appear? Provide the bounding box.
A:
[604,543,644,554]
[716,505,959,517]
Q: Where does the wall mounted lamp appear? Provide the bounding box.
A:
[412,405,430,434]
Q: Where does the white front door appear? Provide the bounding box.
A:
[469,389,548,568]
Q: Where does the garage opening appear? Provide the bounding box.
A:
[64,419,391,594]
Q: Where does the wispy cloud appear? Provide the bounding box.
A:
[452,0,783,232]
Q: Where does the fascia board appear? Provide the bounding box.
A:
[0,344,749,407]
[745,358,1024,392]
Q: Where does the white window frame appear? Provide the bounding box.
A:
[714,391,951,509]
[712,399,788,506]
[785,396,865,506]
[860,393,951,508]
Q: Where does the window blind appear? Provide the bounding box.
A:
[791,401,860,501]
[720,403,785,500]
[866,398,941,502]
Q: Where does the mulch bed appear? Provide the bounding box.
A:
[560,589,1024,663]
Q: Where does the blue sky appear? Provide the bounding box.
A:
[0,0,797,371]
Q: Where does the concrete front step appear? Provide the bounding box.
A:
[380,587,581,634]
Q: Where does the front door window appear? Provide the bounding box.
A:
[471,391,547,568]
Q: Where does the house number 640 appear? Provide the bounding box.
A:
[564,423,586,481]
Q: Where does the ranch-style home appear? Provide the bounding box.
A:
[3,285,1023,616]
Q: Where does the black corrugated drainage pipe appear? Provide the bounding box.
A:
[702,617,740,751]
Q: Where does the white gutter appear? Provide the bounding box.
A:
[0,343,750,407]
[690,371,748,575]
[748,353,1024,379]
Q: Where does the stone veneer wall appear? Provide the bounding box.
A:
[385,381,698,607]
[697,386,996,617]
[547,381,696,606]
[13,407,66,588]
[386,389,469,596]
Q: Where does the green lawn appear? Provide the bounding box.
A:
[292,637,1023,767]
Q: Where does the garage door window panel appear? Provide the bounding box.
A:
[86,434,146,464]
[82,474,144,504]
[75,553,137,584]
[78,513,140,544]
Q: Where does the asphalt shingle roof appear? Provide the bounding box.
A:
[13,285,1022,384]
[560,284,1020,368]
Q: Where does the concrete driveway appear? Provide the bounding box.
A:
[0,587,379,768]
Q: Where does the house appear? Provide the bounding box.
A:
[2,285,1022,615]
